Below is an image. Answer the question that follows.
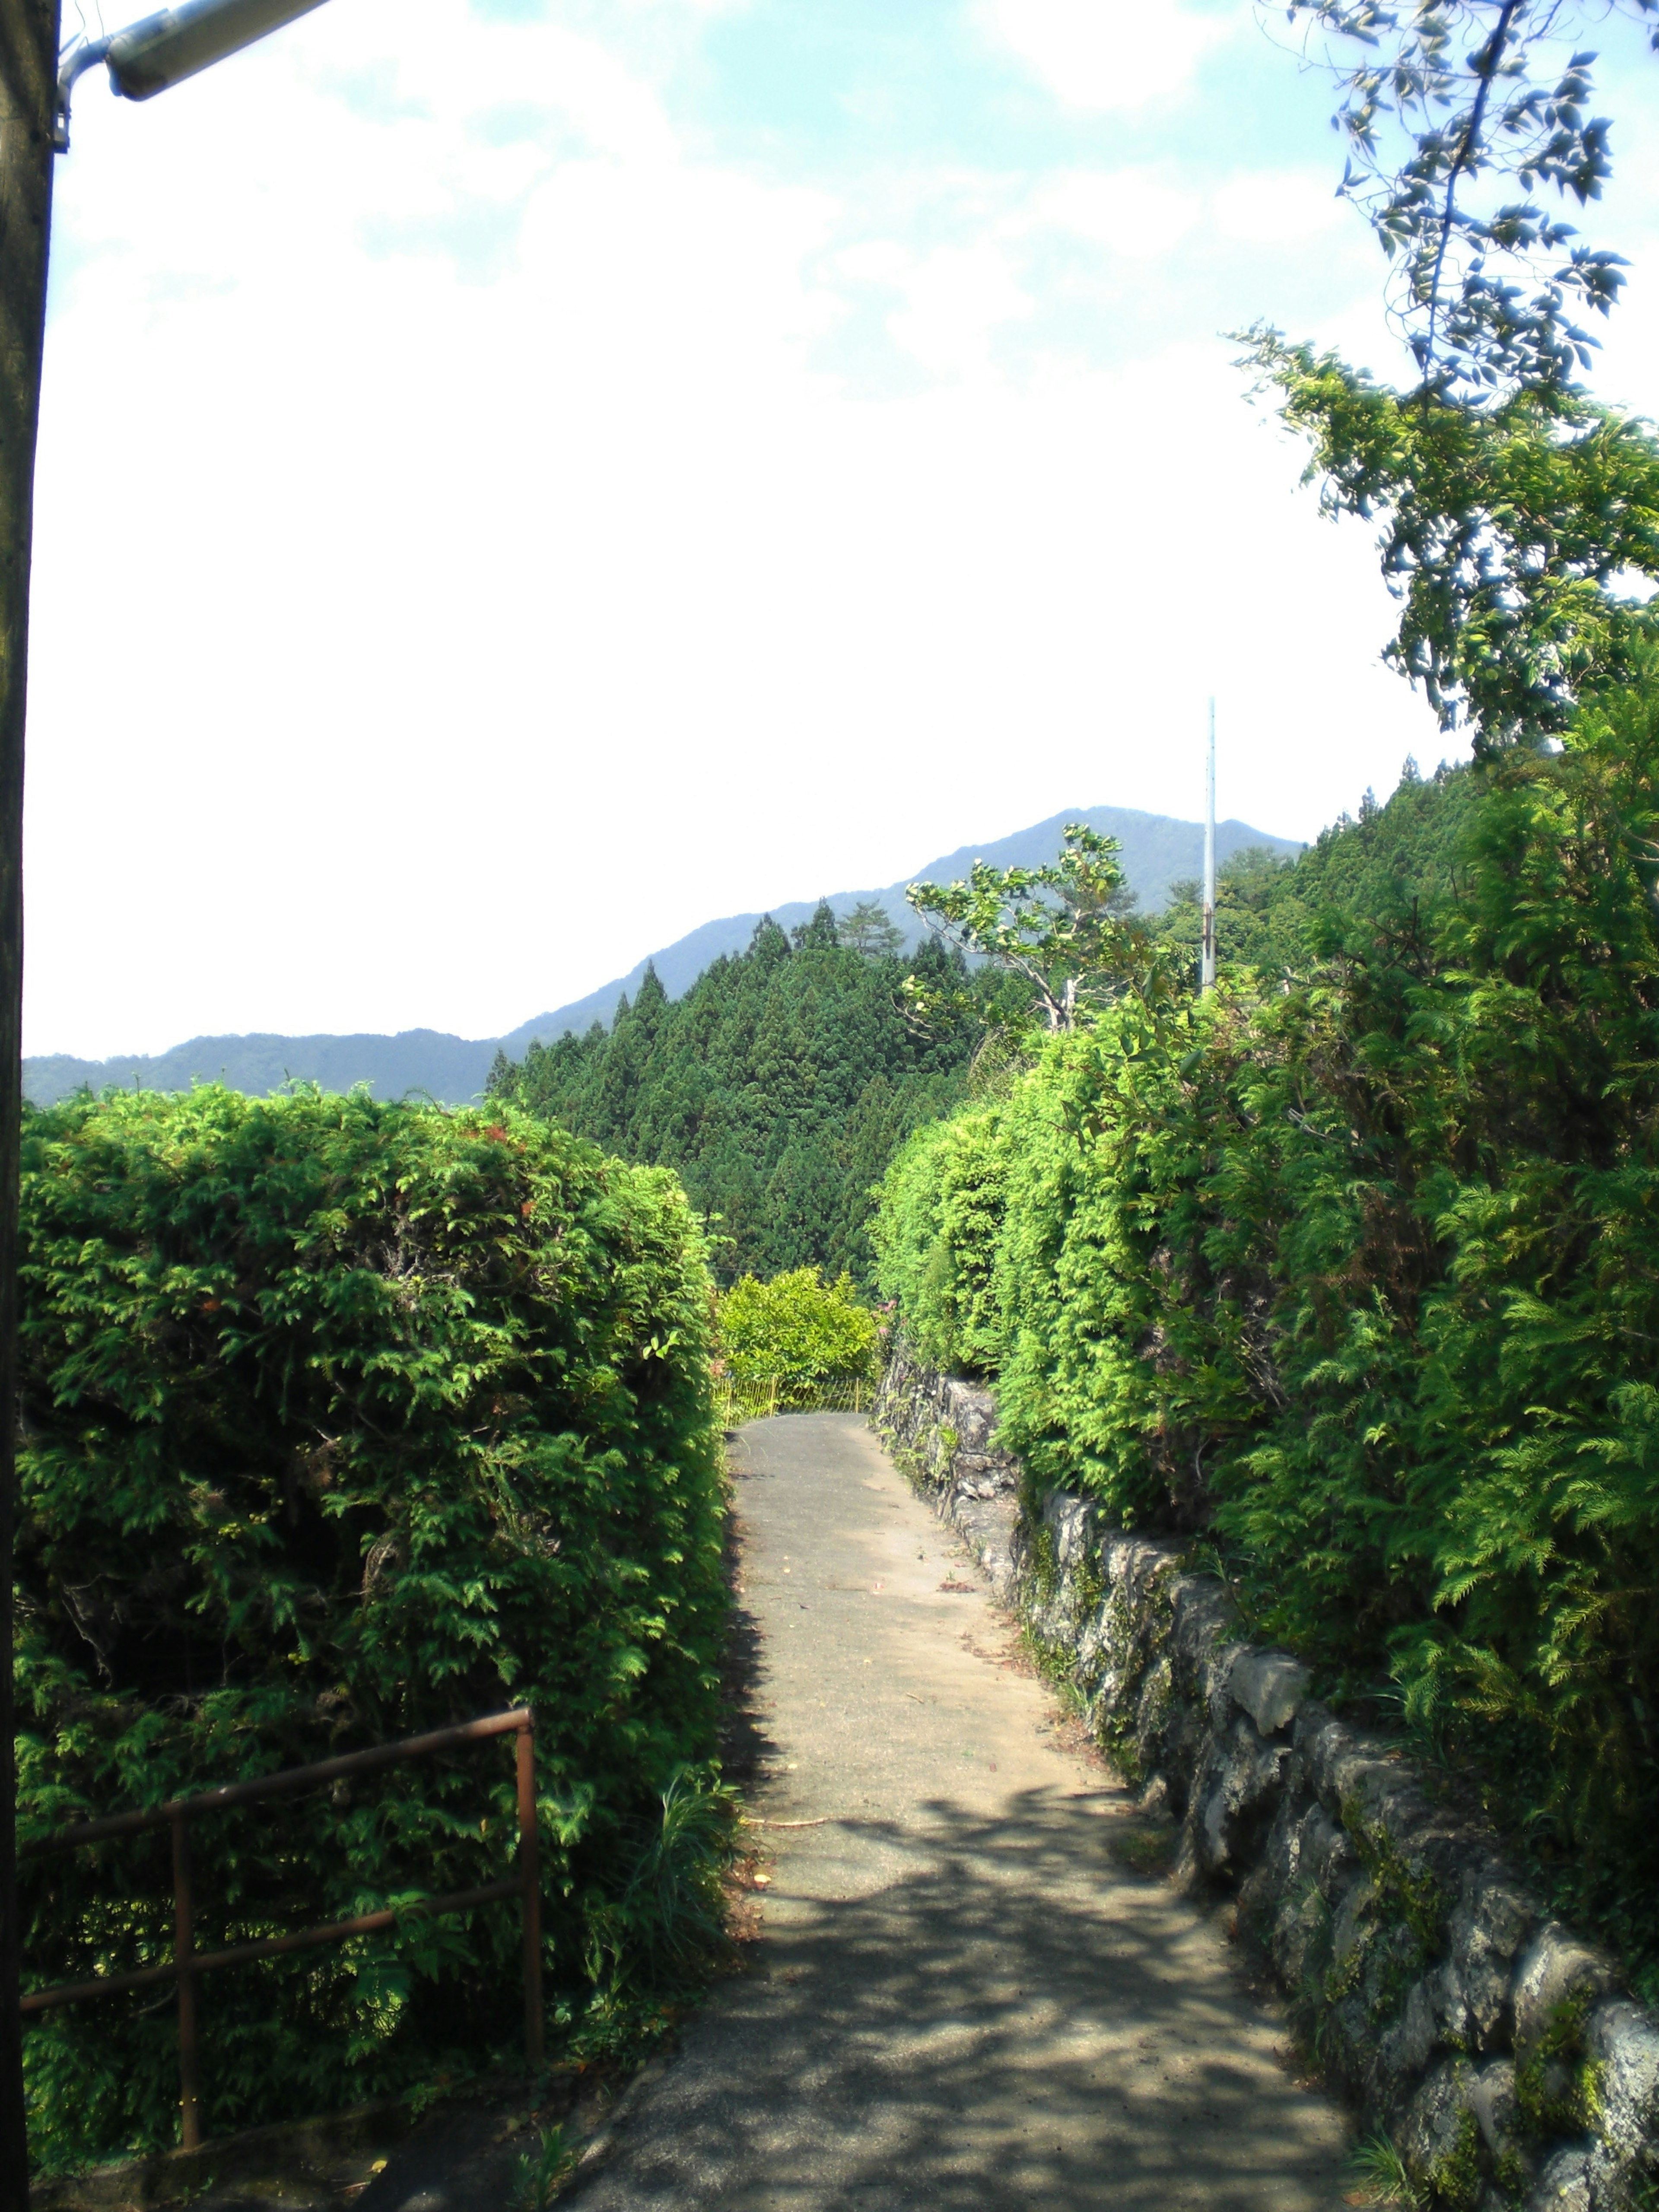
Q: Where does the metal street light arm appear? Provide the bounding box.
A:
[54,36,113,148]
[56,0,333,149]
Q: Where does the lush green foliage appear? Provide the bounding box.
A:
[488,908,1007,1286]
[1242,343,1659,747]
[717,1268,879,1408]
[905,823,1144,1032]
[1273,0,1656,397]
[867,1110,1007,1379]
[875,706,1659,1989]
[14,1087,727,2167]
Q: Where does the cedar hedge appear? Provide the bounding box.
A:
[13,1087,725,2168]
[874,696,1659,2000]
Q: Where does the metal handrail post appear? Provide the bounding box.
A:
[515,1720,543,2072]
[20,1704,543,2135]
[172,1812,201,2151]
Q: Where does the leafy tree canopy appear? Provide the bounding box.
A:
[1274,0,1659,397]
[839,900,905,960]
[905,823,1147,1034]
[1245,335,1659,746]
[717,1267,879,1407]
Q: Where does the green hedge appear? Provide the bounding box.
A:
[873,689,1659,1993]
[14,1087,725,2168]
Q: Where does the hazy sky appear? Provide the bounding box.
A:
[27,0,1659,1053]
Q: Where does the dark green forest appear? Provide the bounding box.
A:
[486,786,1469,1286]
[487,910,1014,1284]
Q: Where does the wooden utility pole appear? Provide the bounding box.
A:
[0,3,58,2199]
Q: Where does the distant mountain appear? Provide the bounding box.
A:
[500,806,1299,1046]
[25,804,1300,1109]
[22,1030,501,1115]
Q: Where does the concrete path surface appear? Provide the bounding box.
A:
[572,1413,1351,2210]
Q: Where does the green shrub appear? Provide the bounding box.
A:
[14,1087,726,2169]
[716,1267,877,1407]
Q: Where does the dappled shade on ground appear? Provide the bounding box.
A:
[569,1414,1348,2211]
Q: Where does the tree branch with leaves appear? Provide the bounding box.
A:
[1249,0,1659,750]
[1276,0,1657,397]
[904,824,1148,1035]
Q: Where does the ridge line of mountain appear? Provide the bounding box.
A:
[25,802,1301,1108]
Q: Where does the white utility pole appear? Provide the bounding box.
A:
[1200,698,1217,994]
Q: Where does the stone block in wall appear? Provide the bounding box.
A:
[1530,2147,1591,2210]
[1072,1599,1113,1701]
[1252,1795,1357,1993]
[1167,1574,1238,1712]
[1584,2001,1659,2205]
[1180,1712,1292,1884]
[950,1494,1023,1604]
[941,1379,999,1456]
[1043,1489,1098,1571]
[1134,1649,1190,1798]
[1228,1649,1312,1737]
[953,1451,1016,1498]
[1397,2056,1538,2212]
[1445,1864,1537,2053]
[1514,1926,1619,2053]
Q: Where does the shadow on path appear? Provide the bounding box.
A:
[572,1415,1348,2211]
[581,1796,1342,2209]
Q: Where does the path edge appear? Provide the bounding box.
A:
[874,1341,1659,2212]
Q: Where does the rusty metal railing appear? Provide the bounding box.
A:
[18,1705,543,2150]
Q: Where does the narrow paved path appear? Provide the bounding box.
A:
[574,1414,1351,2210]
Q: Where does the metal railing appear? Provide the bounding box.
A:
[19,1706,543,2150]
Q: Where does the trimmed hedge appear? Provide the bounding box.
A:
[14,1087,725,2167]
[873,696,1659,1995]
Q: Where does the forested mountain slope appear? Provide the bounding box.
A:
[1153,759,1474,972]
[24,804,1297,1108]
[488,775,1456,1286]
[488,914,1003,1284]
[512,804,1302,1045]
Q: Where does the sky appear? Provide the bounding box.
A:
[25,0,1659,1053]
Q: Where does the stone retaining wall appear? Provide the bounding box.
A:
[874,1342,1659,2212]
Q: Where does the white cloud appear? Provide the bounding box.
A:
[1213,169,1345,245]
[984,0,1222,111]
[1031,169,1201,257]
[833,239,913,287]
[22,0,1445,1060]
[885,243,1033,375]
